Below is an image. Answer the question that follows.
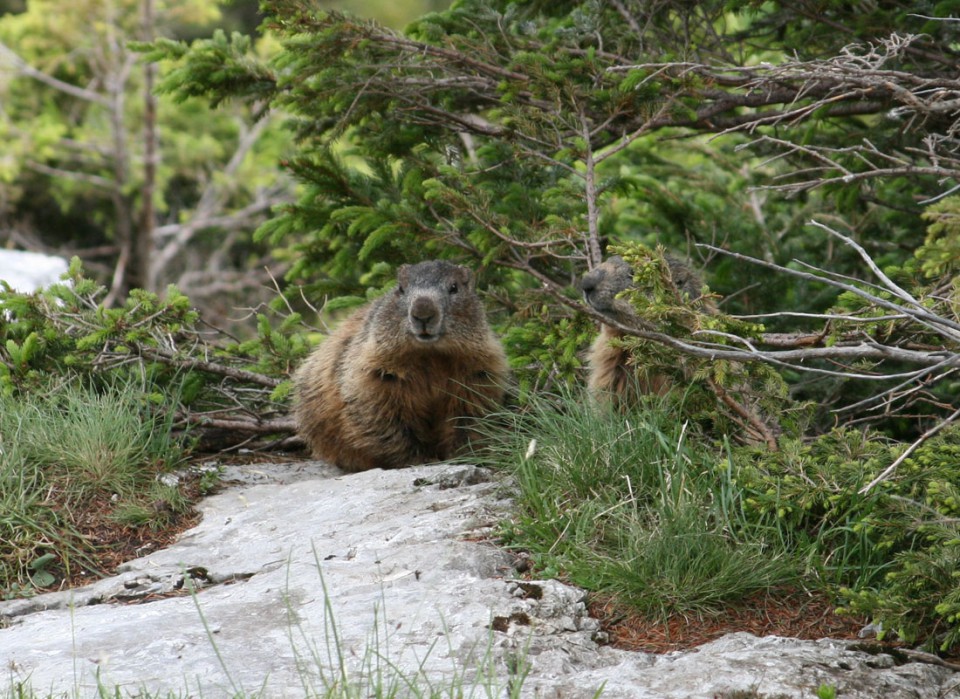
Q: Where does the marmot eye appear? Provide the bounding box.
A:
[396,285,405,296]
[448,283,459,294]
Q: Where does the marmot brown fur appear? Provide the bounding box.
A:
[580,255,781,448]
[580,254,712,403]
[293,260,509,472]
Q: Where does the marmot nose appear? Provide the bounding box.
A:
[580,276,597,302]
[411,298,436,322]
[410,297,440,336]
[581,283,596,304]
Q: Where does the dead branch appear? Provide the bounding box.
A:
[698,239,960,345]
[860,404,960,494]
[707,378,780,451]
[179,414,296,433]
[137,346,283,388]
[0,41,111,106]
[150,111,280,288]
[580,111,603,268]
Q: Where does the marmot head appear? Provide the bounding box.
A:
[579,255,637,325]
[580,254,709,327]
[394,260,480,344]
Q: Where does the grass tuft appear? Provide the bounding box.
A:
[483,391,798,619]
[0,378,187,594]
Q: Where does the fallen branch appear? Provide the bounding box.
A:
[139,346,283,389]
[180,414,296,433]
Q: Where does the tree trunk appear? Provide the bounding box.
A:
[140,0,158,292]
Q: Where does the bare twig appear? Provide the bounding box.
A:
[580,112,603,268]
[860,405,960,495]
[0,41,111,106]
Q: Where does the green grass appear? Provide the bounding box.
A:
[0,378,188,595]
[482,389,960,652]
[482,392,799,621]
[591,504,796,618]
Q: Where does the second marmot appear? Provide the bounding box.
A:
[580,253,713,403]
[293,260,509,472]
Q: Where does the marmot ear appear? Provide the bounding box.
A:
[397,264,411,285]
[455,265,474,291]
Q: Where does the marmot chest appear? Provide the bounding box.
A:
[360,352,478,407]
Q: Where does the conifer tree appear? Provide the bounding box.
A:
[151,0,960,433]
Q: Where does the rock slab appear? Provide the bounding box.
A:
[0,462,957,698]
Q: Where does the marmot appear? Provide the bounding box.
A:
[581,254,781,448]
[293,260,509,472]
[580,254,712,403]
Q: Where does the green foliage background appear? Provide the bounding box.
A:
[145,0,960,417]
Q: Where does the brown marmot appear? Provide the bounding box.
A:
[293,260,509,472]
[581,254,781,448]
[580,254,712,403]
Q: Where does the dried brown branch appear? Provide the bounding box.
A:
[707,378,779,451]
[179,414,296,434]
[137,346,283,388]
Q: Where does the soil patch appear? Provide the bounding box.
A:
[589,589,867,654]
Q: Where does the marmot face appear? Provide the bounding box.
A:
[581,254,710,327]
[395,260,476,344]
[579,255,637,324]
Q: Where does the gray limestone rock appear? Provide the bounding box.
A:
[0,463,956,698]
